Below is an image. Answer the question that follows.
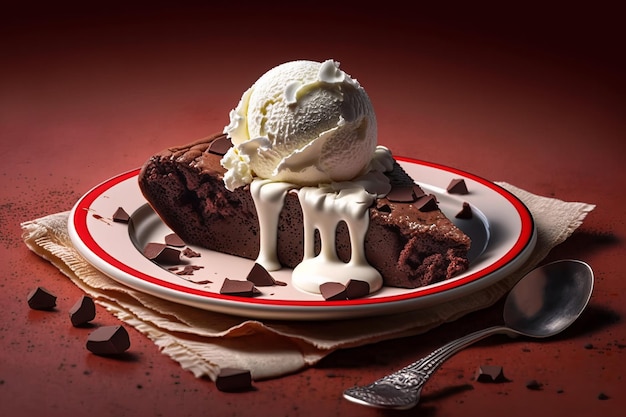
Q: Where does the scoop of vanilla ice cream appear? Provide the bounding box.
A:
[221,59,377,191]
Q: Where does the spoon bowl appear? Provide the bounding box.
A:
[504,259,594,338]
[343,259,594,409]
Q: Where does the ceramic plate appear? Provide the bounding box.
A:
[69,158,536,320]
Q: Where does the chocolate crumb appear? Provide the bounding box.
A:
[598,392,609,400]
[112,207,130,223]
[525,379,543,390]
[69,295,96,326]
[415,194,438,212]
[27,287,57,310]
[220,278,258,297]
[584,343,594,350]
[345,280,370,299]
[475,365,507,383]
[86,325,130,355]
[320,282,347,301]
[164,233,186,247]
[216,368,252,392]
[447,178,469,194]
[143,242,181,264]
[208,136,233,156]
[455,202,473,219]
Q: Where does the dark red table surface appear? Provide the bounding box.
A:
[2,3,625,417]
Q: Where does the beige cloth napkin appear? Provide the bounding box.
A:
[21,182,594,381]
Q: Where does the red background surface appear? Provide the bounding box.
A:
[1,3,624,416]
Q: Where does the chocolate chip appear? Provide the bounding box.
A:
[216,368,252,392]
[415,194,438,212]
[220,278,259,297]
[455,202,473,219]
[164,233,186,247]
[320,282,347,301]
[143,242,181,264]
[447,178,469,194]
[69,295,96,327]
[27,286,57,310]
[475,365,507,383]
[208,136,233,156]
[86,325,130,355]
[345,280,370,299]
[112,207,130,223]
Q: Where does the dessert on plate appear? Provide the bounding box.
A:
[138,59,471,296]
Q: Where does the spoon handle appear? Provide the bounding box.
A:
[345,325,513,408]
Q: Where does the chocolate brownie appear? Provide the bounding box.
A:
[138,133,471,289]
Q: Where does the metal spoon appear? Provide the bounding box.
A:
[343,259,594,410]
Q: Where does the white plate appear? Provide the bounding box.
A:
[69,158,536,320]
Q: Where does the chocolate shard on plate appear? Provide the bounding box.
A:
[246,263,277,286]
[143,242,181,264]
[415,194,438,212]
[345,279,370,299]
[27,286,57,310]
[455,202,473,219]
[86,325,130,355]
[220,278,258,297]
[320,282,347,301]
[475,365,507,383]
[207,135,233,156]
[112,206,130,223]
[216,367,252,392]
[164,232,186,247]
[69,295,96,326]
[447,178,469,194]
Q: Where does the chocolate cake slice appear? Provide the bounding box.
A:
[138,133,471,289]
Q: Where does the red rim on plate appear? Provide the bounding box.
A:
[70,157,535,318]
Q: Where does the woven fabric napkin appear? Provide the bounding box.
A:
[21,182,594,381]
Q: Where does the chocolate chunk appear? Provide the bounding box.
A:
[412,184,427,199]
[246,263,277,286]
[69,295,96,326]
[220,278,259,297]
[386,185,416,203]
[143,242,181,264]
[182,247,201,258]
[475,365,507,383]
[27,286,57,310]
[525,379,543,390]
[208,136,233,156]
[215,368,252,392]
[175,265,204,275]
[415,194,438,212]
[112,207,130,223]
[164,233,186,247]
[447,178,469,194]
[345,280,370,299]
[86,325,130,355]
[386,184,427,203]
[320,282,347,301]
[455,202,473,219]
